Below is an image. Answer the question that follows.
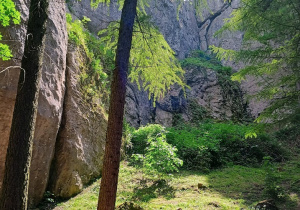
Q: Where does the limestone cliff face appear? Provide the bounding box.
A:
[124,0,250,127]
[67,0,249,127]
[67,0,201,58]
[198,0,268,118]
[125,65,248,128]
[124,0,266,126]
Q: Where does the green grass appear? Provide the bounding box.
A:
[50,156,300,210]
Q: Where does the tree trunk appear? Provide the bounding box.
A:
[97,0,137,209]
[0,0,49,209]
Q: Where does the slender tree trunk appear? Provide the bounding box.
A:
[0,0,49,209]
[97,0,137,209]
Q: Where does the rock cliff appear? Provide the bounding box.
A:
[124,0,250,127]
[0,0,68,206]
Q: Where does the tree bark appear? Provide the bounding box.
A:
[97,0,137,209]
[0,0,49,209]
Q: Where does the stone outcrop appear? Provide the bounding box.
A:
[146,0,201,58]
[28,2,68,205]
[124,0,267,125]
[48,45,107,198]
[67,0,256,126]
[125,66,247,128]
[0,0,68,206]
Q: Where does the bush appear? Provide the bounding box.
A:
[166,122,286,171]
[129,124,165,155]
[66,13,113,109]
[130,125,183,173]
[142,133,182,173]
[126,123,286,172]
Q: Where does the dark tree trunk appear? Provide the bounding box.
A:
[97,0,137,209]
[0,0,49,209]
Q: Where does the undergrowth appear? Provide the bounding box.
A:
[53,157,300,210]
[126,122,286,172]
[66,13,114,111]
[38,121,300,210]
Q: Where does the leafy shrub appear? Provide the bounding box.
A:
[180,50,232,75]
[129,124,182,173]
[121,121,135,159]
[132,133,183,173]
[177,147,211,172]
[275,123,300,145]
[166,122,286,171]
[127,122,286,172]
[129,124,165,155]
[187,100,208,124]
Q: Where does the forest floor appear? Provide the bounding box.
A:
[38,154,300,210]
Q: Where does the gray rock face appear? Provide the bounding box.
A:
[68,0,200,59]
[125,83,154,127]
[124,0,266,124]
[125,67,247,128]
[66,0,121,33]
[199,0,268,117]
[48,45,107,198]
[124,0,250,127]
[0,0,68,206]
[199,0,242,55]
[146,0,200,58]
[67,0,254,125]
[28,2,68,205]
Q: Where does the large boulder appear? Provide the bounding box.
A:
[48,45,107,198]
[28,1,68,205]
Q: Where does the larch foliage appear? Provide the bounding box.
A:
[90,0,232,103]
[98,14,186,103]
